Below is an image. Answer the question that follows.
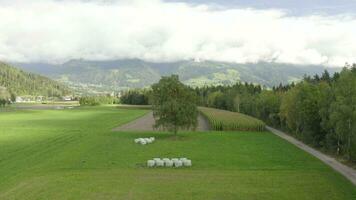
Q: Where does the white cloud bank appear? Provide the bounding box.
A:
[0,0,355,66]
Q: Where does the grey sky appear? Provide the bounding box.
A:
[0,0,356,66]
[167,0,356,15]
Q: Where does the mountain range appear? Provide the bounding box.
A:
[13,59,340,94]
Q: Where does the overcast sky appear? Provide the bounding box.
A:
[0,0,356,66]
[169,0,356,15]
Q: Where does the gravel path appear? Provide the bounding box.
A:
[267,126,356,185]
[113,112,210,131]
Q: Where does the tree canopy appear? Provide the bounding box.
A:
[151,75,198,135]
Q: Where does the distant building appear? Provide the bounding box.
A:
[16,96,33,103]
[15,97,24,103]
[36,96,44,102]
[62,96,72,101]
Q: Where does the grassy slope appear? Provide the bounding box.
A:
[0,107,355,199]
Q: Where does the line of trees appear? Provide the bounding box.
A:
[193,64,356,162]
[120,89,150,105]
[79,95,118,106]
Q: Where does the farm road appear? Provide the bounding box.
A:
[267,126,356,185]
[113,112,210,132]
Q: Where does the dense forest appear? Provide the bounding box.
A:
[121,64,356,163]
[0,62,70,103]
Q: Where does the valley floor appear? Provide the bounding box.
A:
[0,107,355,199]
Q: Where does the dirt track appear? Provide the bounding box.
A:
[267,126,356,185]
[113,112,210,131]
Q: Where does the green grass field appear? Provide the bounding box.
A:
[0,107,355,199]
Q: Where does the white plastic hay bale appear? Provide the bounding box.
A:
[165,160,174,167]
[162,158,170,162]
[171,158,179,162]
[147,160,155,167]
[183,159,192,167]
[173,160,183,168]
[153,158,161,162]
[179,158,188,162]
[145,138,152,144]
[140,140,147,145]
[134,138,141,143]
[156,159,164,167]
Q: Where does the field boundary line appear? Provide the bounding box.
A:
[266,126,356,185]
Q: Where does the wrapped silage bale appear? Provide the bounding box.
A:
[147,160,155,167]
[183,159,192,167]
[145,138,152,144]
[165,159,173,167]
[134,138,141,143]
[179,158,188,162]
[173,160,183,168]
[162,158,170,162]
[164,159,173,167]
[140,140,147,145]
[153,158,161,162]
[171,158,179,162]
[156,159,164,167]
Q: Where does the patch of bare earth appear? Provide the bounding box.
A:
[113,112,210,132]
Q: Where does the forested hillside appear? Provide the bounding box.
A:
[0,62,70,98]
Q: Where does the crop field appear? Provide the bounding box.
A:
[199,107,265,131]
[0,106,355,199]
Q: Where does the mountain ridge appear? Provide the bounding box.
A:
[13,59,340,93]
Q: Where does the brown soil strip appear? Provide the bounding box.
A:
[113,112,210,132]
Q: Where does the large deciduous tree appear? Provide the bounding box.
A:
[330,66,356,160]
[151,75,198,135]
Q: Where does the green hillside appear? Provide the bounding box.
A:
[0,62,70,97]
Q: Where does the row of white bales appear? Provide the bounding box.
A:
[134,137,192,168]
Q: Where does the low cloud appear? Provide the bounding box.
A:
[0,0,355,66]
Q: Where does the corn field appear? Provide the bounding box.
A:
[199,107,265,131]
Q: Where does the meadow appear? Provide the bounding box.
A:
[0,106,355,199]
